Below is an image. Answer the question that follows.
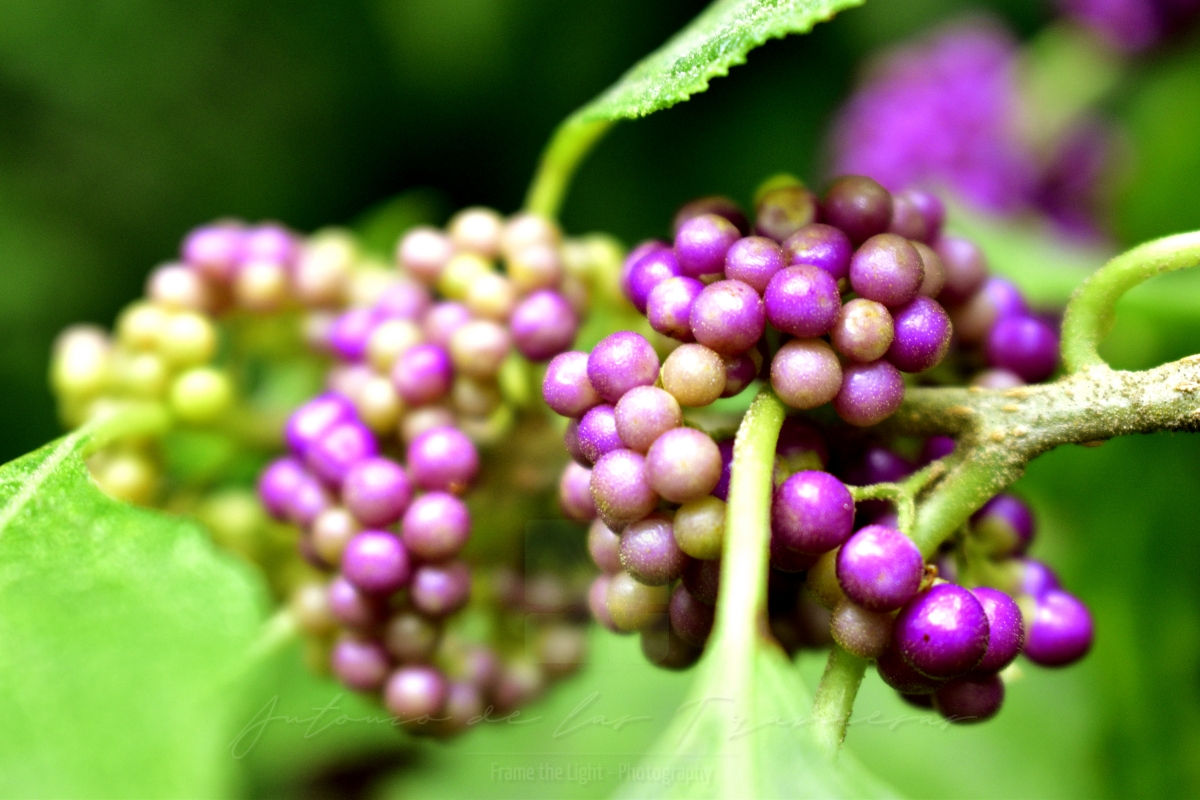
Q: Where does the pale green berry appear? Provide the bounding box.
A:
[170,366,232,423]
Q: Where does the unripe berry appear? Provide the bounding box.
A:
[311,506,361,565]
[366,319,422,372]
[606,571,669,632]
[51,326,112,398]
[438,253,494,300]
[588,519,623,574]
[147,264,212,312]
[849,234,924,308]
[398,226,454,285]
[831,599,894,659]
[355,376,404,433]
[450,320,511,379]
[159,311,217,368]
[913,242,945,298]
[448,206,504,257]
[673,196,749,236]
[831,299,894,362]
[295,231,354,307]
[822,176,893,244]
[114,351,170,398]
[90,448,158,505]
[755,184,818,242]
[661,343,725,407]
[234,260,289,312]
[465,271,517,321]
[669,584,716,647]
[384,610,442,663]
[645,427,723,504]
[615,386,682,452]
[502,212,561,256]
[673,495,725,560]
[290,582,337,637]
[169,367,232,423]
[508,243,563,294]
[116,302,169,351]
[770,339,842,410]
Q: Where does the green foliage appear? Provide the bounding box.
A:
[576,0,864,122]
[0,411,266,798]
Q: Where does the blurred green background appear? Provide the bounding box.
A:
[7,1,1200,798]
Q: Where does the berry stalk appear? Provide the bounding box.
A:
[811,644,867,756]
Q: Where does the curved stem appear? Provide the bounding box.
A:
[1062,231,1200,372]
[811,645,867,757]
[523,116,613,220]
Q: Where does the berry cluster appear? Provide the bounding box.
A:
[544,176,1090,723]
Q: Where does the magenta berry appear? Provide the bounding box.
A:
[625,248,682,312]
[972,587,1025,673]
[1023,590,1094,667]
[886,296,952,373]
[895,584,990,678]
[933,674,1004,723]
[836,525,924,611]
[331,636,391,692]
[286,394,357,457]
[342,457,413,527]
[833,360,905,426]
[689,280,766,355]
[392,344,453,406]
[986,316,1059,383]
[407,426,479,493]
[307,421,379,486]
[849,234,924,308]
[764,265,842,338]
[342,530,411,595]
[771,471,854,554]
[510,290,578,361]
[577,404,622,465]
[559,462,597,521]
[542,351,602,418]
[821,176,893,245]
[783,223,853,281]
[614,386,682,453]
[410,561,472,617]
[401,492,471,562]
[590,449,659,531]
[674,213,741,278]
[385,666,448,719]
[645,427,723,504]
[647,276,704,342]
[724,236,785,293]
[619,516,687,585]
[587,332,660,404]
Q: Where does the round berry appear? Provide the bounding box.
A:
[755,185,818,242]
[673,495,726,561]
[772,471,854,554]
[986,316,1059,383]
[343,457,413,527]
[675,213,741,278]
[647,276,704,342]
[850,234,924,307]
[836,525,923,611]
[770,537,818,572]
[259,457,307,520]
[510,290,578,362]
[670,584,715,647]
[328,308,380,362]
[307,421,378,486]
[327,576,387,630]
[833,360,905,426]
[559,462,597,521]
[542,351,603,418]
[626,248,682,313]
[589,575,621,632]
[577,404,622,465]
[886,296,952,373]
[449,320,511,379]
[621,241,669,298]
[619,516,687,585]
[783,223,853,281]
[392,344,453,407]
[645,427,723,504]
[591,449,659,531]
[921,435,956,463]
[913,242,945,298]
[1023,590,1093,667]
[831,299,894,362]
[399,226,454,285]
[410,561,471,617]
[385,666,448,719]
[973,494,1035,556]
[831,599,894,659]
[285,475,332,527]
[764,265,842,338]
[587,332,660,403]
[822,176,893,244]
[662,343,726,407]
[400,492,471,562]
[606,571,669,632]
[383,610,441,663]
[972,587,1025,673]
[285,394,357,458]
[342,530,411,595]
[876,645,944,695]
[722,351,760,397]
[770,339,842,410]
[588,519,623,574]
[331,636,391,692]
[724,236,785,293]
[422,302,472,349]
[689,280,766,355]
[894,188,944,243]
[673,196,749,236]
[711,439,735,502]
[1019,558,1061,598]
[933,674,1004,724]
[682,557,721,606]
[935,236,988,304]
[182,222,244,280]
[563,419,586,466]
[615,386,682,452]
[406,426,479,493]
[895,584,990,678]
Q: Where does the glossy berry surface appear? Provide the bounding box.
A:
[587,332,660,403]
[1024,590,1094,667]
[972,587,1025,673]
[895,584,990,678]
[933,674,1004,723]
[771,471,854,554]
[689,280,766,355]
[836,525,924,611]
[764,265,842,338]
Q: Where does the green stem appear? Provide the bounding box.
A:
[811,645,868,756]
[1062,231,1200,372]
[714,386,786,651]
[523,116,613,220]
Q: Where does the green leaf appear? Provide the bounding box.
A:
[526,0,862,217]
[579,0,860,122]
[0,409,267,798]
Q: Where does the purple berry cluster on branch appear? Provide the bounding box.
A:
[543,175,1091,723]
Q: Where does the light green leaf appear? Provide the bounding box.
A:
[526,0,863,217]
[579,0,861,122]
[0,409,267,798]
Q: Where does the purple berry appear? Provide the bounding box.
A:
[327,576,387,630]
[259,457,308,520]
[342,457,412,527]
[895,584,990,678]
[674,213,741,278]
[896,188,945,243]
[589,575,621,632]
[385,665,448,718]
[392,344,453,407]
[986,316,1059,383]
[722,351,759,397]
[972,587,1025,673]
[342,530,411,595]
[182,222,243,280]
[626,248,681,313]
[886,296,952,373]
[563,419,586,465]
[981,277,1028,320]
[619,516,687,585]
[614,386,682,453]
[510,290,578,361]
[621,240,669,298]
[682,557,721,606]
[587,332,660,404]
[770,339,842,410]
[559,462,597,521]
[647,276,704,342]
[921,435,956,463]
[329,308,380,361]
[542,351,602,418]
[407,426,479,493]
[771,471,855,554]
[670,584,715,647]
[770,536,819,572]
[410,561,472,617]
[934,674,1004,723]
[973,494,1036,555]
[836,525,924,611]
[849,233,924,308]
[307,421,378,486]
[286,474,332,527]
[285,394,357,457]
[724,236,785,293]
[242,223,297,266]
[783,223,853,281]
[590,449,659,531]
[689,279,766,355]
[1024,590,1093,667]
[822,176,893,245]
[401,492,471,561]
[673,197,749,236]
[578,404,622,465]
[833,360,906,426]
[645,427,723,504]
[831,299,894,362]
[935,236,988,305]
[877,645,945,694]
[764,265,842,338]
[331,636,391,692]
[1019,558,1061,597]
[711,439,735,502]
[422,302,472,350]
[588,519,623,574]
